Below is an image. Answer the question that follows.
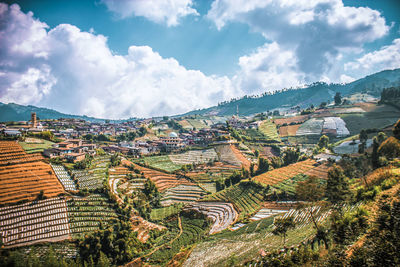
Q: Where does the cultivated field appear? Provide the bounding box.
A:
[0,161,64,205]
[51,164,77,191]
[258,120,281,141]
[169,148,218,165]
[66,194,118,238]
[322,117,350,137]
[215,144,242,166]
[278,124,300,137]
[19,139,54,154]
[253,159,328,186]
[296,118,324,136]
[0,197,71,248]
[273,115,309,126]
[161,184,206,206]
[0,141,44,166]
[184,202,238,234]
[139,155,183,173]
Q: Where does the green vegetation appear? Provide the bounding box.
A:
[19,138,54,153]
[150,204,184,221]
[137,155,183,172]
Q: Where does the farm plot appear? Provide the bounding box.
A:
[273,115,309,126]
[278,124,300,137]
[322,117,350,137]
[334,139,373,154]
[185,162,240,184]
[0,161,64,205]
[184,202,238,234]
[109,167,146,196]
[178,120,194,130]
[19,139,54,154]
[253,159,326,186]
[296,118,324,136]
[139,155,183,173]
[249,208,287,221]
[66,194,118,238]
[71,169,103,190]
[169,148,218,165]
[187,119,209,129]
[259,120,281,142]
[230,145,251,169]
[131,215,166,243]
[0,141,44,166]
[0,197,71,248]
[150,204,184,221]
[215,144,242,166]
[160,184,206,206]
[203,182,265,216]
[51,164,77,191]
[122,160,194,192]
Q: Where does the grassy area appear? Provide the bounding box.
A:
[187,119,209,129]
[138,155,183,173]
[150,204,184,221]
[259,120,281,141]
[19,139,54,153]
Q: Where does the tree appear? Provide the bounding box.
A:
[317,135,329,150]
[359,129,368,144]
[282,148,300,166]
[394,119,400,140]
[325,166,350,204]
[256,157,269,175]
[319,102,327,108]
[378,136,400,159]
[272,216,296,245]
[334,92,342,105]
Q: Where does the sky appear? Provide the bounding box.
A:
[0,0,399,119]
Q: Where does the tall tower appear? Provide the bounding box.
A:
[236,105,239,117]
[31,112,37,128]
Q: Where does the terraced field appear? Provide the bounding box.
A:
[169,148,218,165]
[0,197,71,248]
[253,159,328,186]
[0,161,64,205]
[19,139,54,154]
[215,144,242,166]
[273,115,309,126]
[0,141,44,166]
[183,202,238,234]
[71,156,110,190]
[278,124,300,137]
[186,119,209,129]
[259,120,281,141]
[186,162,240,183]
[138,155,183,173]
[296,118,324,136]
[203,182,265,215]
[51,164,77,191]
[109,167,146,201]
[160,184,206,206]
[150,204,184,221]
[122,159,194,192]
[66,194,118,238]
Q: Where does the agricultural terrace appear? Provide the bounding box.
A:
[253,159,328,186]
[109,167,146,202]
[150,204,184,221]
[258,120,281,142]
[137,155,183,173]
[186,118,209,129]
[183,202,238,234]
[177,120,193,130]
[230,145,251,169]
[249,208,287,221]
[66,194,118,238]
[215,144,242,166]
[169,148,218,165]
[296,118,324,136]
[0,141,44,166]
[0,161,64,205]
[0,197,71,248]
[122,160,194,192]
[131,215,166,243]
[321,117,350,137]
[19,138,54,154]
[273,115,309,126]
[339,103,400,135]
[278,124,300,137]
[203,181,265,216]
[185,162,240,184]
[161,184,206,206]
[71,169,103,190]
[51,164,77,191]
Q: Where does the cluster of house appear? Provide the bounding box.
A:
[43,139,97,162]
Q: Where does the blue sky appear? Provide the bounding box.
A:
[1,0,400,118]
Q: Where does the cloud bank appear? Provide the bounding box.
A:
[0,3,236,119]
[101,0,198,26]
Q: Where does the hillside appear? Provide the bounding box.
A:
[184,68,400,116]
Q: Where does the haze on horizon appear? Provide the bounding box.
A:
[0,0,400,119]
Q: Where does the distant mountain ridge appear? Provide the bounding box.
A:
[1,69,399,122]
[183,68,400,116]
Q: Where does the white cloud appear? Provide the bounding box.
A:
[233,42,305,93]
[344,38,400,77]
[101,0,198,26]
[208,0,390,90]
[0,3,237,119]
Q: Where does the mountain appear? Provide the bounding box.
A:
[184,68,400,116]
[0,102,108,123]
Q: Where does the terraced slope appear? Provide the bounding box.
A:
[66,194,118,238]
[202,182,265,215]
[0,197,71,248]
[169,148,218,165]
[122,159,194,192]
[0,141,44,166]
[215,145,241,166]
[0,161,64,204]
[51,164,77,191]
[259,120,281,141]
[183,202,238,234]
[160,185,206,206]
[186,162,240,183]
[253,159,327,186]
